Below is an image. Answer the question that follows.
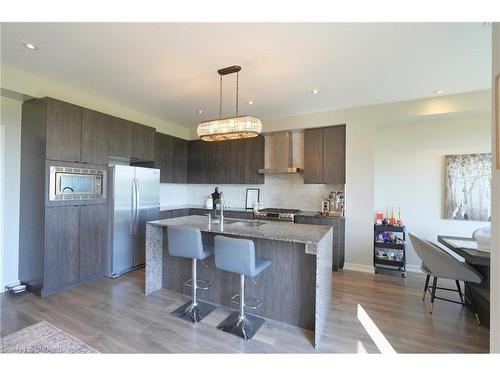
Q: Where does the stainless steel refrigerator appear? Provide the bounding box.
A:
[107,165,160,278]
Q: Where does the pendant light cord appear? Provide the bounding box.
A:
[236,72,239,116]
[219,74,223,119]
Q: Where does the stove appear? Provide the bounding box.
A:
[254,208,301,222]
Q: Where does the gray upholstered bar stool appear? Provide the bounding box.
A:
[409,232,483,324]
[214,235,272,339]
[167,226,217,323]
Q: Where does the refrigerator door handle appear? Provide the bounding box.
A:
[131,179,135,235]
[134,178,140,234]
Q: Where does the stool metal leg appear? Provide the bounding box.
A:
[217,274,265,340]
[171,258,216,324]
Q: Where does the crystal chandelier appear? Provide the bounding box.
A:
[197,65,262,142]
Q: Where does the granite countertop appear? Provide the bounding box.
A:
[147,215,332,251]
[160,204,253,212]
[295,211,345,219]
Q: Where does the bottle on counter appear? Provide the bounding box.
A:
[205,195,213,209]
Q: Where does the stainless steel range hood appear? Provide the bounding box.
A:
[258,131,304,174]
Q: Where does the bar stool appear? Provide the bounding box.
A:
[167,226,217,323]
[214,235,272,339]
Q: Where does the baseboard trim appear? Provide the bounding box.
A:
[343,263,375,274]
[406,264,423,274]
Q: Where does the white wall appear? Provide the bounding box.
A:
[0,95,22,290]
[374,114,491,269]
[490,22,500,353]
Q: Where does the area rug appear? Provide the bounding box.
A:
[0,321,98,353]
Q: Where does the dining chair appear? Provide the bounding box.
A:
[408,232,483,325]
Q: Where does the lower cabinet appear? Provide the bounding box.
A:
[44,206,80,291]
[43,204,108,295]
[160,208,190,219]
[294,215,345,271]
[80,204,108,278]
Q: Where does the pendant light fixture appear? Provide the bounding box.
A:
[197,65,262,142]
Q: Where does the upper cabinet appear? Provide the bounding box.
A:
[155,132,188,183]
[304,125,346,184]
[187,135,265,184]
[109,118,155,162]
[303,128,324,184]
[38,98,156,165]
[45,98,82,162]
[109,117,133,159]
[133,123,156,161]
[322,125,346,184]
[81,109,110,165]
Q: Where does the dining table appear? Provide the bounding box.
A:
[437,235,490,328]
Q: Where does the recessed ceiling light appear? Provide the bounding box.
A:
[433,89,444,95]
[22,42,38,50]
[197,110,203,114]
[311,89,320,94]
[247,101,254,105]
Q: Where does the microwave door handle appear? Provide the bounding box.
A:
[135,178,140,234]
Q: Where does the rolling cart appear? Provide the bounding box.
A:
[374,224,407,278]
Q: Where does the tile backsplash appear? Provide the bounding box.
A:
[160,175,342,212]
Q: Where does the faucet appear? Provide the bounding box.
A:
[219,192,224,231]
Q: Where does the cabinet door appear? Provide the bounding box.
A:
[80,204,108,278]
[156,133,188,183]
[44,206,80,291]
[188,140,208,183]
[46,98,82,162]
[109,117,133,158]
[227,211,254,220]
[303,128,324,184]
[241,136,265,184]
[81,109,110,165]
[322,125,346,184]
[133,123,156,161]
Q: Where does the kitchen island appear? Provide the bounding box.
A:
[145,215,333,347]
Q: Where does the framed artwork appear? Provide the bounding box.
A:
[245,188,260,209]
[444,153,491,221]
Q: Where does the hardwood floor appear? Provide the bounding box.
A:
[0,269,489,353]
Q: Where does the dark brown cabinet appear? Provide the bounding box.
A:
[109,117,133,159]
[81,109,110,165]
[133,123,156,161]
[45,98,82,162]
[44,206,81,291]
[294,214,345,270]
[322,125,346,184]
[304,128,324,184]
[188,140,207,183]
[79,204,108,278]
[41,204,109,295]
[187,136,265,184]
[160,208,190,219]
[304,125,346,184]
[155,133,188,183]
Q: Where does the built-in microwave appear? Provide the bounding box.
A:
[49,165,107,201]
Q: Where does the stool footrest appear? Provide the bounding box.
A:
[230,294,263,309]
[184,279,213,290]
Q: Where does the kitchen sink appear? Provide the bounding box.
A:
[226,220,267,228]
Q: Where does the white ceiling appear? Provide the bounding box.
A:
[1,23,492,128]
